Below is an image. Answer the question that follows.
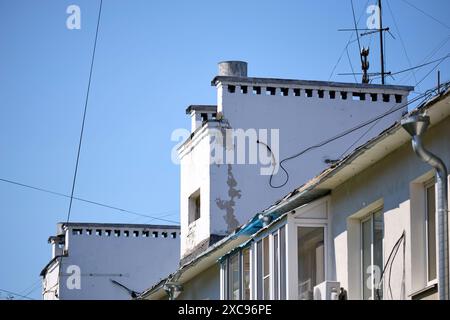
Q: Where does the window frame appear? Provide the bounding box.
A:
[360,208,384,300]
[424,179,437,285]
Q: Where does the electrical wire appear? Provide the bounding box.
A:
[400,0,450,30]
[263,82,448,189]
[328,0,370,80]
[0,288,36,300]
[386,0,419,90]
[65,0,103,225]
[0,177,179,224]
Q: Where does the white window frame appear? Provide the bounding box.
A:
[295,222,328,300]
[424,179,438,286]
[360,208,384,300]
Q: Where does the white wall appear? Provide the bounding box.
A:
[330,116,450,300]
[179,76,411,259]
[42,224,180,300]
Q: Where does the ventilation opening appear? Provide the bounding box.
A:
[201,113,208,122]
[318,90,324,98]
[370,93,378,102]
[124,230,129,237]
[240,86,248,94]
[329,91,336,99]
[105,230,111,237]
[294,88,301,96]
[96,229,102,236]
[341,91,348,100]
[142,231,150,237]
[305,89,313,97]
[266,87,276,96]
[227,85,236,93]
[152,231,158,238]
[162,232,168,238]
[133,230,139,237]
[171,232,177,239]
[395,94,402,103]
[86,229,92,235]
[253,86,261,95]
[114,230,120,237]
[280,88,289,96]
[352,92,366,101]
[383,94,390,102]
[72,229,82,235]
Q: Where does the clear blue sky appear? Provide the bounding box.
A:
[0,0,449,299]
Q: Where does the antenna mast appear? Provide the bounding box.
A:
[378,0,386,84]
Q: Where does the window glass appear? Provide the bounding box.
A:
[426,183,437,282]
[297,226,325,300]
[229,253,240,300]
[263,237,271,300]
[273,233,279,300]
[280,226,286,300]
[242,248,251,300]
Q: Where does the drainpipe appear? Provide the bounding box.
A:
[401,114,449,300]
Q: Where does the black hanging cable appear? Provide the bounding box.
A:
[66,0,103,224]
[263,85,442,189]
[57,0,103,298]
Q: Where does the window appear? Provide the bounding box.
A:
[242,248,251,300]
[361,209,384,300]
[256,240,263,300]
[298,226,325,300]
[263,237,271,300]
[223,248,251,300]
[425,181,437,283]
[279,226,286,300]
[273,232,279,299]
[188,190,201,224]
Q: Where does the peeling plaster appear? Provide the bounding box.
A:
[215,164,241,232]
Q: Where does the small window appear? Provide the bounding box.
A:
[114,230,120,237]
[162,232,168,238]
[318,90,324,98]
[370,93,378,102]
[240,86,248,94]
[228,253,240,300]
[133,230,139,237]
[123,230,129,237]
[395,94,402,103]
[280,88,289,96]
[341,91,348,100]
[329,91,336,99]
[227,85,236,93]
[189,189,201,225]
[152,231,158,238]
[171,232,177,239]
[105,230,111,237]
[142,231,149,238]
[253,86,261,95]
[305,89,313,97]
[86,229,92,235]
[96,229,102,236]
[293,88,301,96]
[200,113,208,122]
[382,94,390,102]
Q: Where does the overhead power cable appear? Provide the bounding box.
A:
[0,288,35,300]
[0,177,179,224]
[65,0,103,225]
[400,0,450,30]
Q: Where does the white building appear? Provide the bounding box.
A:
[41,222,180,300]
[141,84,450,301]
[179,61,412,263]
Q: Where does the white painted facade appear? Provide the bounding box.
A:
[41,222,180,300]
[179,61,413,260]
[141,90,449,301]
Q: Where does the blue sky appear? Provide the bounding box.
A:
[0,0,448,299]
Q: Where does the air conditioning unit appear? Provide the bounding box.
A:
[313,281,340,300]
